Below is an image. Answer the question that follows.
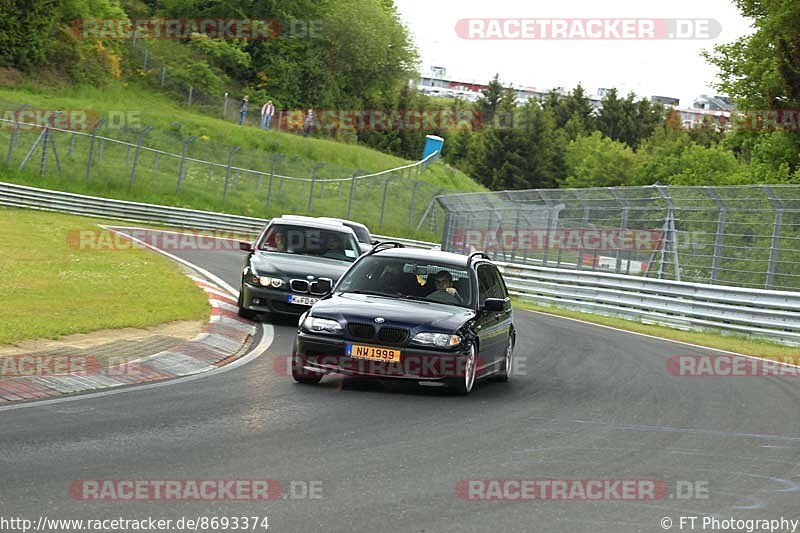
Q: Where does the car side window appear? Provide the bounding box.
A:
[488,266,508,299]
[477,264,503,300]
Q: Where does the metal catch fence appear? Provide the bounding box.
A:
[437,185,800,291]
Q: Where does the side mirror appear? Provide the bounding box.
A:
[482,298,505,312]
[239,241,254,252]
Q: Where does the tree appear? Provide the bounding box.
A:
[633,133,745,186]
[596,90,663,150]
[476,74,504,126]
[562,132,637,188]
[704,0,800,110]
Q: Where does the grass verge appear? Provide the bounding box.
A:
[513,298,799,360]
[0,207,210,346]
[0,83,483,240]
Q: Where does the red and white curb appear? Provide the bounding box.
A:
[0,276,257,404]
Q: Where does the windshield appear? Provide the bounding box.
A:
[257,224,360,262]
[337,256,473,308]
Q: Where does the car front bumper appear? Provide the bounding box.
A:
[240,282,322,316]
[293,331,472,382]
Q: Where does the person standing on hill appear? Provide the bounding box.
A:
[303,108,314,137]
[238,95,249,126]
[261,100,275,130]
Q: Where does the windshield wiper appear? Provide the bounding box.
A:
[402,295,430,302]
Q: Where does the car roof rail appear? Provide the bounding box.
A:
[468,251,492,265]
[368,241,405,255]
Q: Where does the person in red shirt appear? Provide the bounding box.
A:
[261,100,275,130]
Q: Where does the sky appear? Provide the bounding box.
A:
[393,0,754,107]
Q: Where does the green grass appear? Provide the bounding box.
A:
[514,298,800,361]
[0,83,483,239]
[0,207,210,345]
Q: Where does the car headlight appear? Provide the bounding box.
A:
[251,275,285,288]
[302,316,342,334]
[412,332,462,347]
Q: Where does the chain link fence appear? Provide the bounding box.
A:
[0,103,445,237]
[438,185,800,291]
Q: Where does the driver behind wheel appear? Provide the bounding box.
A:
[427,270,461,305]
[321,233,348,261]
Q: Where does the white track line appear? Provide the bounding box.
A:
[522,308,800,371]
[0,226,275,412]
[99,225,239,296]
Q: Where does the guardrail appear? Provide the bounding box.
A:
[0,181,436,248]
[496,261,800,346]
[2,180,796,345]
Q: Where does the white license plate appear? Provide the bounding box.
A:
[288,294,319,306]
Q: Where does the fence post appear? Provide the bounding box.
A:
[306,163,324,213]
[19,127,47,171]
[609,188,629,274]
[223,93,229,119]
[160,65,166,88]
[85,119,103,181]
[408,180,423,226]
[346,170,362,219]
[266,154,284,207]
[176,135,196,193]
[763,185,784,289]
[706,187,727,284]
[68,133,76,156]
[143,48,149,71]
[655,185,681,281]
[536,191,556,267]
[48,123,62,176]
[129,126,152,190]
[38,125,50,176]
[222,146,241,203]
[6,104,27,164]
[187,86,194,106]
[378,174,393,229]
[415,190,444,232]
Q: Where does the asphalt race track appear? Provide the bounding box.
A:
[2,228,800,532]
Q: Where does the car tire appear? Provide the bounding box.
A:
[491,334,514,382]
[450,345,477,395]
[292,350,322,385]
[236,291,258,321]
